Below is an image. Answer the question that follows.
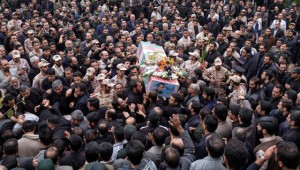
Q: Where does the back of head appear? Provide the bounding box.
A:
[85,141,99,163]
[214,103,228,121]
[131,131,146,145]
[113,125,125,142]
[276,141,300,169]
[47,115,60,126]
[22,120,37,133]
[126,140,145,165]
[238,107,253,126]
[124,125,137,141]
[225,139,248,170]
[206,134,225,158]
[3,138,18,155]
[45,147,59,164]
[229,104,241,117]
[153,127,166,146]
[204,114,218,133]
[164,147,180,168]
[149,112,160,126]
[258,116,278,136]
[2,155,18,169]
[69,134,82,152]
[38,127,53,146]
[232,127,246,142]
[170,137,184,156]
[99,142,113,162]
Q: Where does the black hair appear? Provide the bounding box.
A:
[238,107,253,126]
[258,100,272,115]
[47,115,60,125]
[111,97,120,109]
[199,108,212,120]
[129,79,139,91]
[214,103,228,121]
[2,155,18,169]
[3,138,18,155]
[2,94,15,105]
[281,99,293,112]
[204,87,215,99]
[290,110,300,126]
[229,104,241,117]
[206,134,225,158]
[191,100,201,114]
[204,114,218,132]
[69,134,82,152]
[22,120,37,133]
[285,89,297,105]
[276,141,300,169]
[126,140,145,165]
[87,98,100,110]
[131,131,146,145]
[250,77,261,86]
[259,116,278,135]
[99,142,113,161]
[85,141,99,163]
[264,53,274,61]
[225,139,248,170]
[73,82,87,92]
[171,93,182,104]
[274,84,284,94]
[85,129,98,143]
[264,70,273,80]
[39,126,53,146]
[46,68,55,75]
[73,71,83,77]
[113,125,125,142]
[153,127,166,146]
[86,112,100,125]
[217,97,229,107]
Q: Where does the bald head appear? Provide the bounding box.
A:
[171,137,184,156]
[125,117,136,125]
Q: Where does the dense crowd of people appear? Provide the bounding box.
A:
[1,0,300,169]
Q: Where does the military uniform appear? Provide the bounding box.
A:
[180,60,200,77]
[52,64,64,77]
[32,73,47,89]
[228,86,246,105]
[83,76,100,90]
[94,89,116,108]
[203,66,231,97]
[112,75,127,86]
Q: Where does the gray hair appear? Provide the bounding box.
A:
[30,56,39,64]
[71,110,84,122]
[52,79,63,88]
[190,83,200,94]
[162,23,169,28]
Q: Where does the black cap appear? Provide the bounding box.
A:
[232,64,245,73]
[292,67,300,74]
